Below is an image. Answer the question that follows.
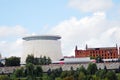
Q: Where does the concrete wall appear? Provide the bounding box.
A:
[42,62,120,72]
[0,62,119,73]
[22,40,62,63]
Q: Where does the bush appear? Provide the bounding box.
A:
[20,78,27,80]
[0,75,10,80]
[14,78,27,80]
[36,77,42,80]
[5,56,20,66]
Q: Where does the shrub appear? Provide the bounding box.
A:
[0,75,10,80]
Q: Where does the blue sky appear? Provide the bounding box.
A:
[0,0,80,33]
[0,0,95,31]
[0,0,120,58]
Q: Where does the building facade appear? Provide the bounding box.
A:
[75,45,120,59]
[22,35,63,63]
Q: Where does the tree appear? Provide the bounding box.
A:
[78,72,86,80]
[60,71,68,79]
[26,63,34,76]
[85,75,93,80]
[117,73,120,80]
[5,56,20,66]
[118,65,120,72]
[87,63,97,75]
[74,69,79,80]
[26,54,34,64]
[67,66,74,76]
[26,54,52,65]
[50,69,61,79]
[34,58,39,65]
[43,56,47,65]
[63,76,74,80]
[96,56,103,63]
[13,67,24,78]
[92,75,101,80]
[47,68,52,76]
[104,65,107,73]
[39,56,43,65]
[26,63,35,80]
[34,65,43,77]
[0,62,4,67]
[58,67,63,75]
[0,75,10,80]
[105,70,117,80]
[95,69,106,79]
[55,77,62,80]
[79,65,87,75]
[47,57,51,64]
[49,72,56,80]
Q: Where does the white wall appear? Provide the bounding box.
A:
[22,40,63,63]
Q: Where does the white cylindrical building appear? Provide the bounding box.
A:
[22,35,63,63]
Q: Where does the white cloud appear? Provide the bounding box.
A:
[49,12,120,56]
[0,39,23,58]
[0,25,27,37]
[0,25,27,58]
[68,0,113,12]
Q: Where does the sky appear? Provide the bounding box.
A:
[0,0,120,58]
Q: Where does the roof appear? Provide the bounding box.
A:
[87,47,117,50]
[22,35,61,41]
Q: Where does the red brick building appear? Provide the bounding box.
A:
[75,45,120,59]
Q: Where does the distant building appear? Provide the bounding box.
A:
[64,56,75,58]
[75,44,120,59]
[22,35,63,63]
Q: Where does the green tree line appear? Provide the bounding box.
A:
[26,54,51,65]
[0,56,20,67]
